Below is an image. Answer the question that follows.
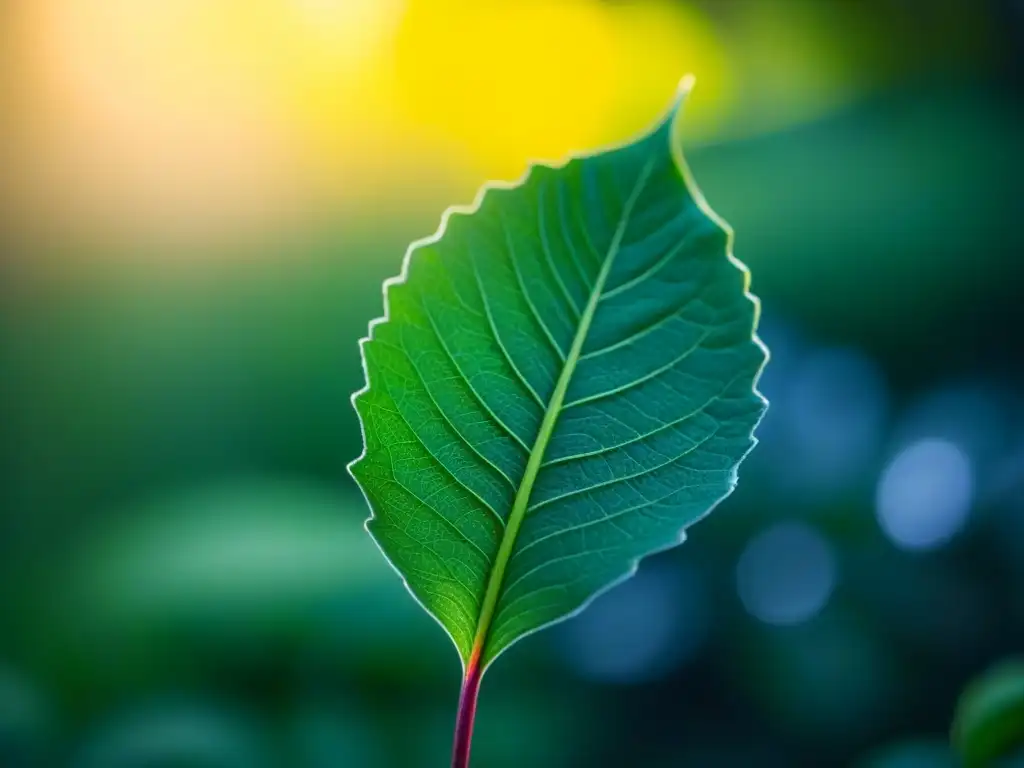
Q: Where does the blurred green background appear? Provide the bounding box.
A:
[1,0,1023,765]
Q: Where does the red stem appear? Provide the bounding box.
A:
[451,654,483,768]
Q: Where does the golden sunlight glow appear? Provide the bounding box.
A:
[5,0,731,249]
[393,0,731,180]
[8,0,405,244]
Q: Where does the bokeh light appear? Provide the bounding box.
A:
[556,562,708,685]
[875,439,974,552]
[736,522,837,626]
[775,346,888,498]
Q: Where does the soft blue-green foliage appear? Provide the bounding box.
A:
[350,84,767,669]
[954,659,1024,767]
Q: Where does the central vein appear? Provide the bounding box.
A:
[467,158,656,669]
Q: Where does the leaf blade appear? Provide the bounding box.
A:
[350,78,768,670]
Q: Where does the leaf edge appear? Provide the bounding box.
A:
[347,73,771,673]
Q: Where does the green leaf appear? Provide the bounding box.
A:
[349,78,767,673]
[953,659,1024,767]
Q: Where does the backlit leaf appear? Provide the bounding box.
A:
[349,78,767,673]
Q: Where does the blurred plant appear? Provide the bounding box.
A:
[349,81,767,766]
[952,659,1024,767]
[41,480,442,692]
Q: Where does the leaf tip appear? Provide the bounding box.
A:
[676,73,697,101]
[665,73,696,127]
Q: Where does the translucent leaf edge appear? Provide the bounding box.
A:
[347,74,770,673]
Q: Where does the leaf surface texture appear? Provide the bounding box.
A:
[351,86,767,668]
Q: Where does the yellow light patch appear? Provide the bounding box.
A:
[5,0,733,248]
[392,0,731,180]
